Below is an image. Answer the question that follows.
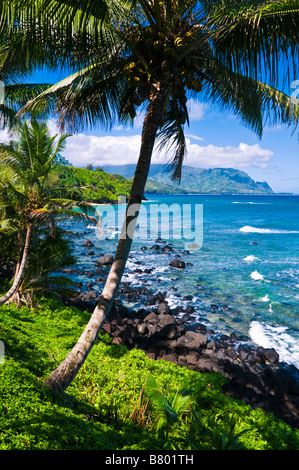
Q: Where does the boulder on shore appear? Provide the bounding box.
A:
[169,258,186,269]
[157,301,171,315]
[83,239,94,247]
[170,330,208,351]
[96,254,114,265]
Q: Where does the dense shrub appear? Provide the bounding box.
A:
[46,165,131,203]
[0,298,298,450]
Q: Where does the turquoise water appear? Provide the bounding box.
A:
[63,194,299,368]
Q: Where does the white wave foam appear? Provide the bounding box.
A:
[240,225,299,234]
[260,294,270,302]
[232,202,270,205]
[249,321,299,368]
[250,270,264,281]
[164,294,181,309]
[244,255,260,262]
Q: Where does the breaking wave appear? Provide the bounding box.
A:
[249,321,299,369]
[240,225,299,234]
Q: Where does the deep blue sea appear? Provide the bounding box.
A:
[62,194,299,369]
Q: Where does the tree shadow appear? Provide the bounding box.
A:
[6,387,158,450]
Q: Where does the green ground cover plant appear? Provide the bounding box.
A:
[0,297,298,450]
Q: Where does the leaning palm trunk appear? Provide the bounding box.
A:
[0,223,33,306]
[43,86,166,392]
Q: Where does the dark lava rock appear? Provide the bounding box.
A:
[258,346,280,364]
[96,254,114,265]
[83,239,94,247]
[184,330,208,350]
[63,293,299,429]
[157,302,171,315]
[161,245,174,253]
[183,295,193,301]
[161,352,178,364]
[185,305,196,314]
[144,312,159,324]
[137,324,149,335]
[169,258,186,269]
[170,330,208,352]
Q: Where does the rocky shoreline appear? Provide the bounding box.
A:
[64,279,299,430]
[58,235,299,429]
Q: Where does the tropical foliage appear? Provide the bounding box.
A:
[8,0,299,180]
[46,164,131,203]
[0,120,97,305]
[144,375,195,440]
[0,0,298,392]
[14,227,77,307]
[0,297,298,450]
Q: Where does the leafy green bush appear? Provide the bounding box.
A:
[0,298,298,450]
[46,165,131,203]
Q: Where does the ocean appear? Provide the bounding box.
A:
[61,194,299,369]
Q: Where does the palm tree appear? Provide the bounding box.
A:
[17,226,78,308]
[1,0,298,392]
[145,375,195,441]
[0,119,96,306]
[0,29,54,129]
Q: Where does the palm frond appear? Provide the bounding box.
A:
[156,99,189,183]
[145,376,178,431]
[204,0,299,86]
[0,104,18,130]
[4,84,52,111]
[28,208,56,235]
[18,59,125,132]
[201,57,299,138]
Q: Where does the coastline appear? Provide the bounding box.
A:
[59,193,299,428]
[63,284,299,429]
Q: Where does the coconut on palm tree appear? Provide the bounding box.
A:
[0,119,97,306]
[0,0,298,392]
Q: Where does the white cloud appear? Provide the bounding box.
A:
[62,131,273,171]
[185,134,204,142]
[0,115,273,171]
[186,141,274,169]
[188,99,206,121]
[1,118,273,170]
[64,134,143,167]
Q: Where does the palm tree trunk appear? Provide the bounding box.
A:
[43,86,167,393]
[0,223,33,306]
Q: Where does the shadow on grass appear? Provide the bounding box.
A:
[6,385,159,450]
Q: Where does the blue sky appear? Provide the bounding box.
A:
[12,68,299,194]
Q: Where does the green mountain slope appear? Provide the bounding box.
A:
[47,164,274,201]
[46,165,131,203]
[102,164,274,195]
[148,166,274,194]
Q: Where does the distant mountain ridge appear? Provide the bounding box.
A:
[101,164,274,195]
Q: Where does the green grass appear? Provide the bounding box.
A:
[0,297,298,450]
